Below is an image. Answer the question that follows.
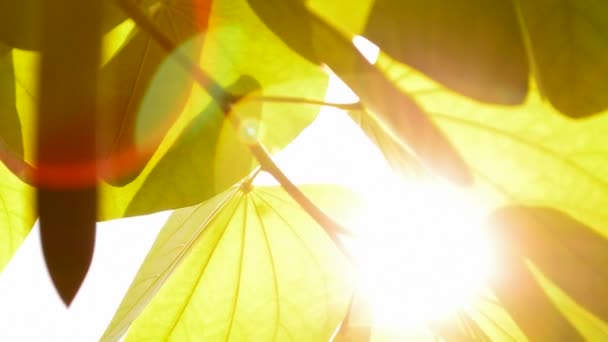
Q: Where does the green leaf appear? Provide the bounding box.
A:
[247,0,472,185]
[123,76,260,216]
[0,163,35,272]
[98,0,210,185]
[0,44,23,158]
[100,0,328,219]
[515,0,608,117]
[489,206,608,321]
[363,0,528,105]
[488,252,583,341]
[102,185,355,341]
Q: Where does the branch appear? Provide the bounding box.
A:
[115,0,353,257]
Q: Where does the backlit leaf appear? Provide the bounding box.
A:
[98,0,211,184]
[0,163,35,272]
[364,0,528,105]
[123,76,260,216]
[102,185,356,341]
[100,0,328,219]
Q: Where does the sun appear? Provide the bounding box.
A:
[337,36,494,331]
[346,178,493,329]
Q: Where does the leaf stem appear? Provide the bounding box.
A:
[116,0,353,255]
[249,95,362,111]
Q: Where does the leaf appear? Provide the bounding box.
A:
[36,0,103,305]
[0,0,142,50]
[488,252,583,341]
[247,0,471,185]
[98,0,211,185]
[489,206,608,321]
[100,0,328,219]
[0,162,35,272]
[123,76,260,216]
[0,43,23,158]
[515,0,608,117]
[380,59,608,244]
[102,185,356,341]
[363,0,528,105]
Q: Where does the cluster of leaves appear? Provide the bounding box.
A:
[1,0,608,340]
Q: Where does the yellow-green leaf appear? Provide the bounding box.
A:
[0,163,35,272]
[102,185,355,341]
[100,0,328,219]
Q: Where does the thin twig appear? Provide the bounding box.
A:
[115,0,353,255]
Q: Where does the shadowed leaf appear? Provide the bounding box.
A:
[247,0,472,185]
[490,206,608,321]
[516,0,608,117]
[0,44,24,158]
[0,0,143,50]
[102,185,356,341]
[364,0,528,105]
[489,252,583,341]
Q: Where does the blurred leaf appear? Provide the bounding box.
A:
[248,0,471,185]
[100,0,328,219]
[98,0,210,185]
[364,0,528,105]
[0,43,23,157]
[516,0,608,117]
[0,1,142,50]
[490,206,608,321]
[489,252,583,341]
[103,185,355,341]
[124,76,260,216]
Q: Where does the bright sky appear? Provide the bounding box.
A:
[0,39,493,341]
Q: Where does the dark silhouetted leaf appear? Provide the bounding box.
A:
[103,185,355,341]
[516,1,608,117]
[248,0,472,185]
[490,206,608,321]
[489,252,583,341]
[36,0,102,305]
[364,0,528,105]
